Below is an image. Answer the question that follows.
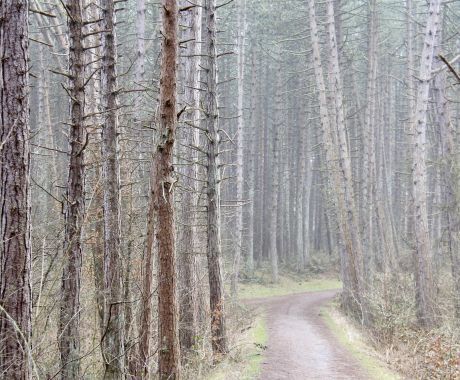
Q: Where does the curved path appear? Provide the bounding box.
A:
[247,290,369,380]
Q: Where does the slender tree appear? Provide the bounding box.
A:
[231,0,247,296]
[100,0,125,376]
[204,0,229,358]
[156,0,181,378]
[177,0,202,353]
[411,0,442,327]
[0,0,32,377]
[59,0,86,378]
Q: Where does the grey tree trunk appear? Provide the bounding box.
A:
[204,0,229,358]
[100,0,125,376]
[231,0,247,296]
[177,0,202,353]
[308,0,365,317]
[411,0,442,327]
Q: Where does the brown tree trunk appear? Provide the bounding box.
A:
[59,0,86,378]
[100,0,125,376]
[156,0,181,378]
[0,0,33,378]
[204,0,229,358]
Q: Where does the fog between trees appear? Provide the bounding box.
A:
[0,0,459,378]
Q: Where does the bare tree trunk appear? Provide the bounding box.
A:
[432,10,459,319]
[231,0,246,296]
[156,1,181,378]
[268,67,281,283]
[411,0,442,328]
[0,0,32,377]
[100,0,125,376]
[177,0,202,354]
[308,0,365,317]
[204,0,229,358]
[59,0,86,377]
[246,51,258,276]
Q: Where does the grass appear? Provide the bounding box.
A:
[241,316,268,379]
[207,316,268,380]
[321,303,401,380]
[238,274,342,300]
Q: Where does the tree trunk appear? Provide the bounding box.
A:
[204,0,229,358]
[0,0,32,377]
[177,0,202,354]
[100,0,125,376]
[156,1,181,378]
[59,0,86,378]
[231,0,246,296]
[308,0,365,317]
[411,0,442,328]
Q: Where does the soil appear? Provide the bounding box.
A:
[247,290,370,380]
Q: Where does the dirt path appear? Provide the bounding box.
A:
[248,290,370,380]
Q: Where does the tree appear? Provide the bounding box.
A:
[156,0,181,378]
[0,0,32,377]
[231,0,247,296]
[308,0,365,317]
[59,0,86,377]
[411,0,442,327]
[204,0,229,358]
[177,0,202,353]
[100,0,125,376]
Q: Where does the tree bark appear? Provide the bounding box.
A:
[411,0,442,327]
[156,1,181,378]
[204,0,229,358]
[100,0,125,376]
[59,0,86,378]
[0,0,32,377]
[177,0,202,354]
[230,0,246,296]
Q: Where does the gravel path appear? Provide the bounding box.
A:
[247,290,369,380]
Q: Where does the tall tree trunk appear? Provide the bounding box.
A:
[156,1,181,378]
[308,0,365,317]
[59,0,86,378]
[0,0,32,377]
[231,0,246,296]
[434,42,460,320]
[411,0,442,328]
[246,51,258,276]
[268,67,281,283]
[100,0,125,376]
[177,0,202,354]
[326,0,365,316]
[204,0,229,358]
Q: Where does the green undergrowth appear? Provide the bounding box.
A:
[321,302,401,380]
[238,273,342,300]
